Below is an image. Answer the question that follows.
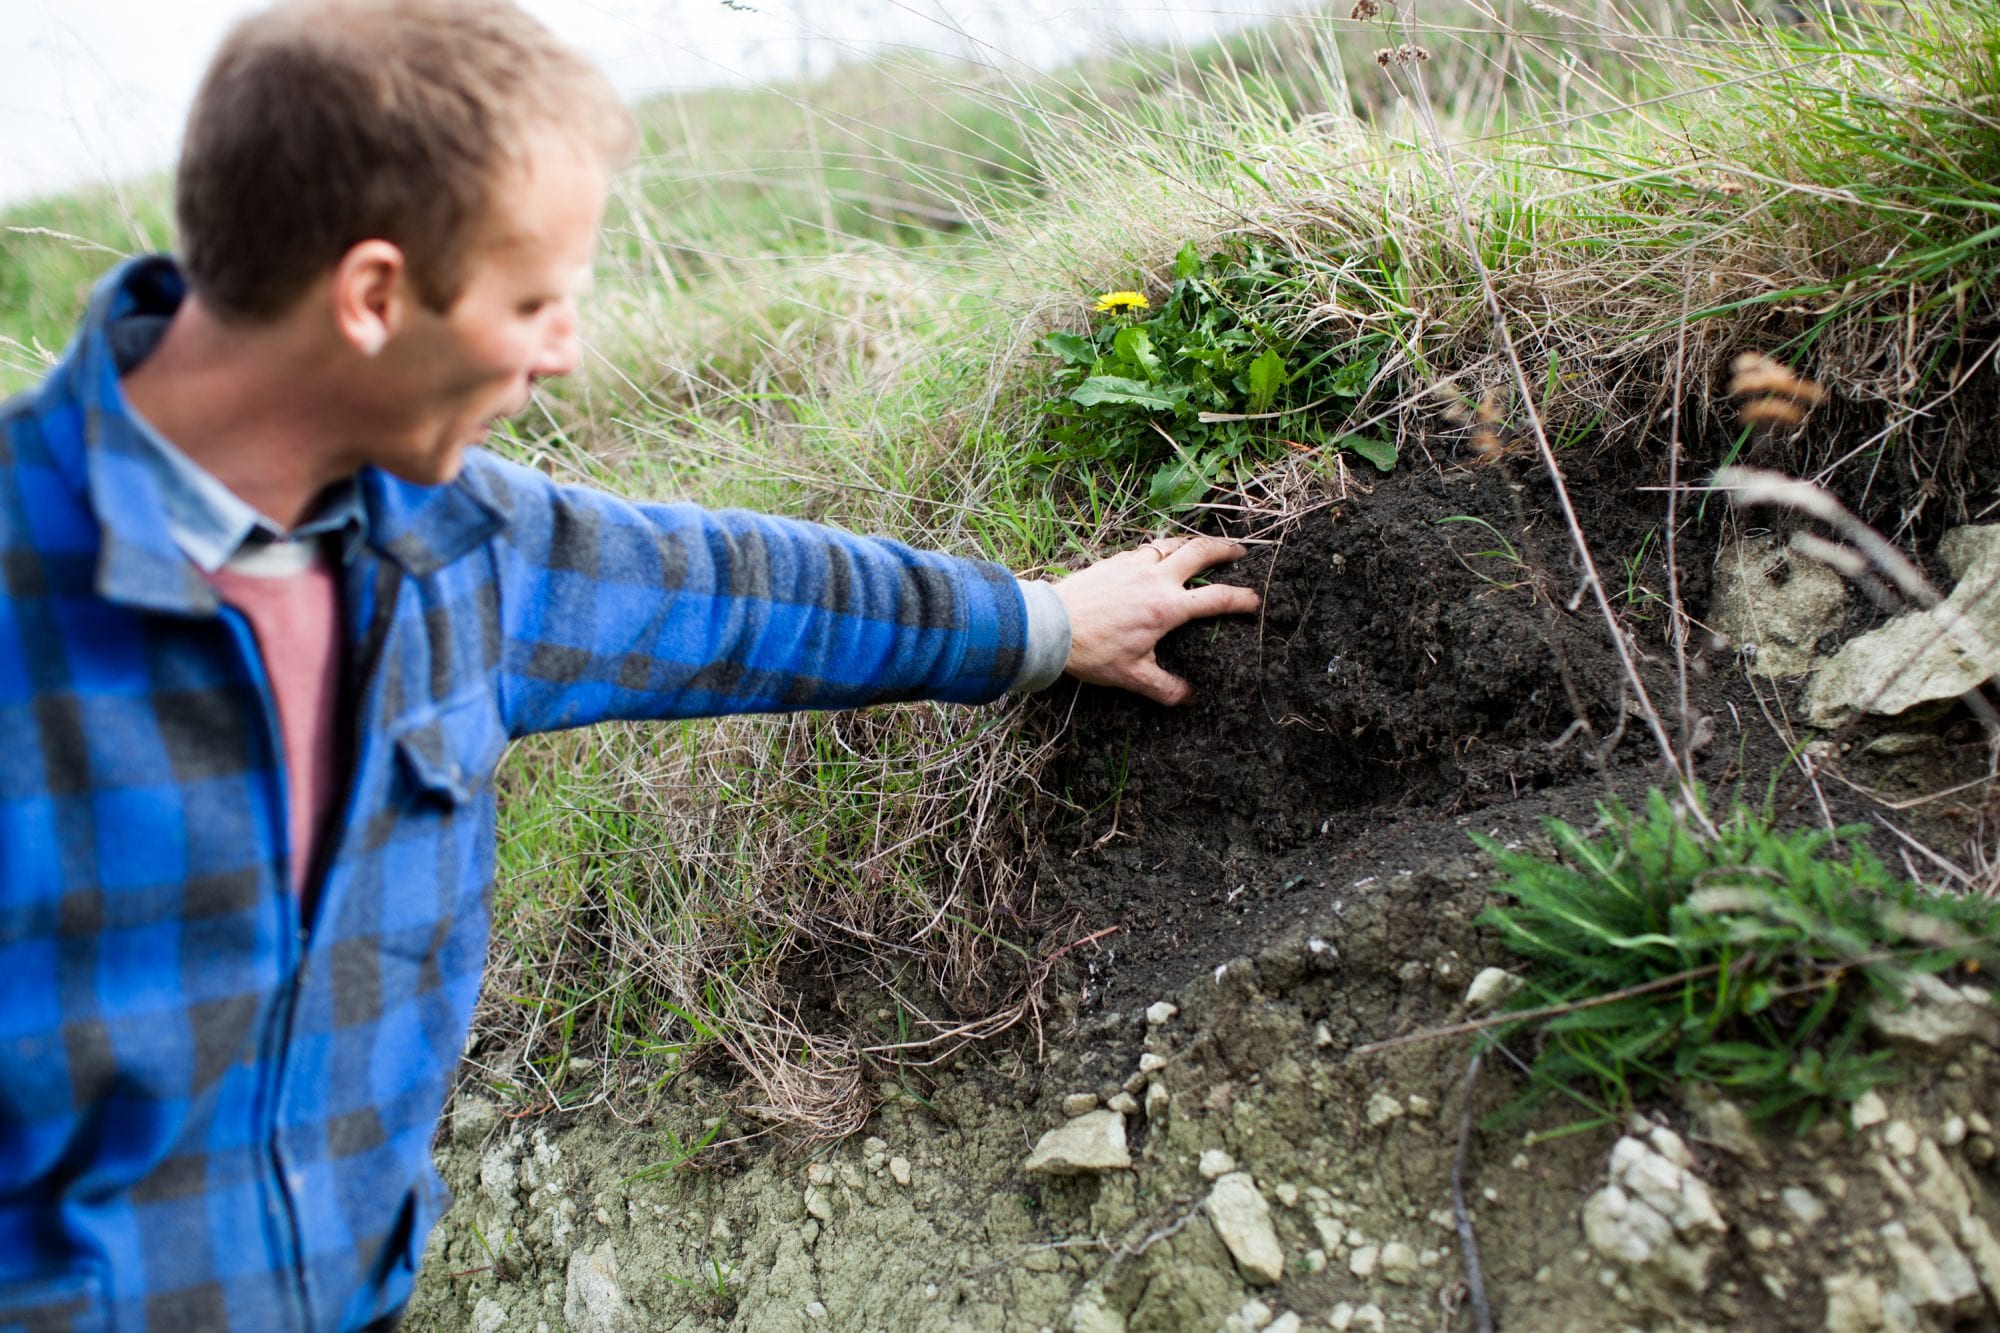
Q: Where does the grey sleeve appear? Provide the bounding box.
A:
[1009,579,1072,693]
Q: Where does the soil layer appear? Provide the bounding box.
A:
[409,441,2000,1332]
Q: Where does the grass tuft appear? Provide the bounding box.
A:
[1479,788,2000,1134]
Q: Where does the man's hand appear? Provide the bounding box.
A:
[1053,536,1261,705]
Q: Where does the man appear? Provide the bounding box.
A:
[0,2,1257,1328]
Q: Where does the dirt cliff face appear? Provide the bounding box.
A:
[408,442,2000,1333]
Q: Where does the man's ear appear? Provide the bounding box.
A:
[330,239,411,357]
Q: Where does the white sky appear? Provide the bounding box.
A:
[0,1,1310,207]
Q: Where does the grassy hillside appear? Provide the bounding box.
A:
[8,0,1997,1139]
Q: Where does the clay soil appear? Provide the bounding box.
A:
[409,429,2000,1333]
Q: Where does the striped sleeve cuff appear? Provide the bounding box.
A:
[1009,578,1072,694]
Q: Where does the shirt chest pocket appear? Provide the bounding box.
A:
[390,688,511,808]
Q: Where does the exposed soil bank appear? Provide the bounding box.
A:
[410,441,2000,1332]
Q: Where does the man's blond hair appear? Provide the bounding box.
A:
[177,0,636,321]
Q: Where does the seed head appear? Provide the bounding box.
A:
[1350,0,1381,19]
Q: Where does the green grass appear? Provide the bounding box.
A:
[1478,789,2000,1134]
[10,0,2000,1140]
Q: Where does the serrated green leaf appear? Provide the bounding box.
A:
[1174,241,1202,280]
[1339,434,1398,471]
[1147,457,1211,510]
[1042,331,1096,367]
[1113,326,1162,379]
[1071,376,1175,411]
[1245,347,1289,412]
[1329,355,1379,397]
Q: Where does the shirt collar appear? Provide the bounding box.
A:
[106,310,368,574]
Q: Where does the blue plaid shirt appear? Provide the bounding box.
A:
[0,258,1033,1331]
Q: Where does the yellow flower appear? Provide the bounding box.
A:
[1094,290,1151,313]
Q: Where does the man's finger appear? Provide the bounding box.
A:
[1183,582,1261,620]
[1130,660,1192,706]
[1160,536,1249,581]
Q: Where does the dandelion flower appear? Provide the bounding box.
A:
[1094,290,1151,313]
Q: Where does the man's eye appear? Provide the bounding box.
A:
[517,299,549,317]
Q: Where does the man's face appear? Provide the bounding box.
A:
[361,143,609,485]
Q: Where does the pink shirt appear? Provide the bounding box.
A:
[205,547,344,901]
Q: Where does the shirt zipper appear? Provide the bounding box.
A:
[217,605,315,1331]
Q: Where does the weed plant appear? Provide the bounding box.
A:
[1479,790,2000,1133]
[1036,241,1396,509]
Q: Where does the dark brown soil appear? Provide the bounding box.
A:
[1033,449,1810,1016]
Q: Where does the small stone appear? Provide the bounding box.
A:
[806,1163,836,1187]
[1201,1149,1238,1180]
[1405,1095,1436,1120]
[1313,1023,1334,1048]
[1237,1298,1273,1329]
[1138,1053,1168,1074]
[1107,1092,1140,1116]
[1882,1120,1920,1158]
[1780,1187,1826,1229]
[1747,1226,1775,1253]
[1943,1116,1969,1147]
[1328,1303,1356,1332]
[1274,1182,1299,1208]
[1025,1111,1131,1176]
[1145,1001,1180,1026]
[804,1186,834,1223]
[1207,1172,1286,1286]
[1510,1153,1531,1171]
[1364,1093,1404,1129]
[1970,1111,1993,1135]
[1868,973,1998,1054]
[805,1301,827,1321]
[1266,1314,1302,1333]
[1145,1081,1170,1122]
[1464,967,1524,1010]
[1418,1248,1440,1267]
[1349,1304,1386,1333]
[862,1136,888,1156]
[1348,1244,1379,1278]
[1969,1136,1996,1166]
[1063,1093,1100,1118]
[1378,1241,1418,1285]
[1851,1091,1889,1130]
[1647,1126,1694,1171]
[890,1157,912,1187]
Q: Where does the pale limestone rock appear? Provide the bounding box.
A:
[1822,1272,1885,1333]
[1883,1120,1921,1159]
[1266,1314,1302,1333]
[1145,1001,1180,1026]
[1145,1081,1170,1123]
[1062,1093,1100,1118]
[563,1241,637,1333]
[1364,1093,1404,1129]
[1464,966,1524,1011]
[1881,1219,1982,1320]
[1025,1110,1130,1175]
[1851,1091,1890,1130]
[1106,1092,1140,1116]
[1711,535,1849,679]
[1378,1241,1418,1286]
[1138,1053,1168,1074]
[1348,1245,1379,1278]
[1207,1172,1285,1286]
[1583,1136,1728,1301]
[1867,973,1999,1055]
[1647,1126,1695,1171]
[1069,1293,1127,1333]
[1781,1187,1827,1229]
[1199,1148,1237,1180]
[1685,1088,1769,1167]
[889,1156,912,1188]
[472,1297,509,1333]
[1806,525,2000,724]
